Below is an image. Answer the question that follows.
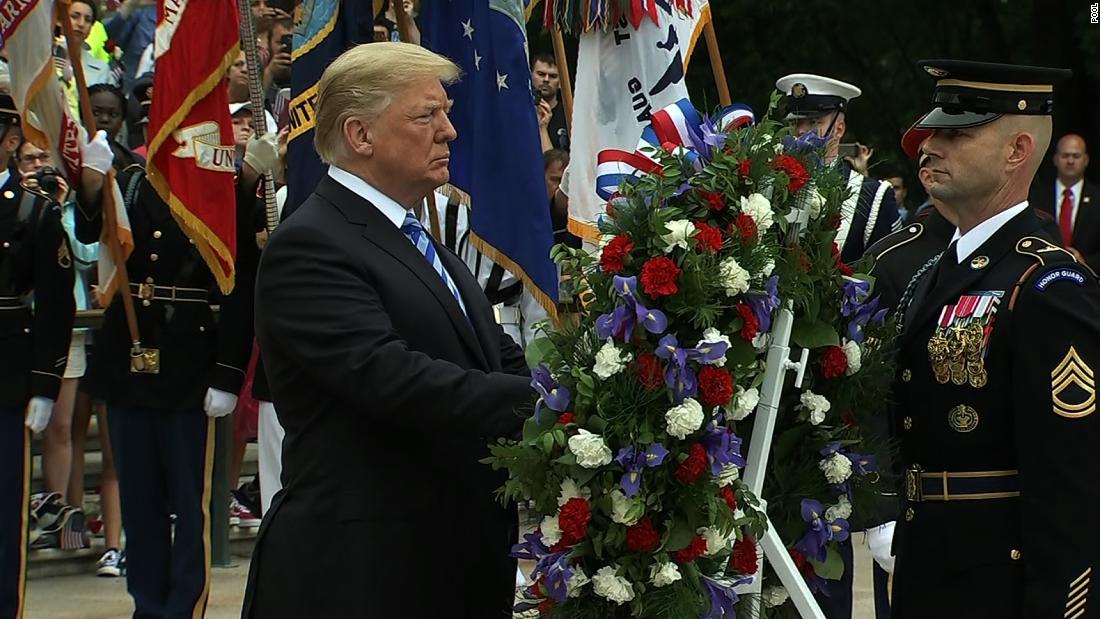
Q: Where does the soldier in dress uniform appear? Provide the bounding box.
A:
[890,59,1100,618]
[73,109,276,617]
[0,94,79,619]
[776,73,901,264]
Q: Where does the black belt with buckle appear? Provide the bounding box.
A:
[129,283,208,304]
[0,296,27,309]
[905,468,1020,502]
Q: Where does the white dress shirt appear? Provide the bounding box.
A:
[950,201,1030,264]
[327,165,409,228]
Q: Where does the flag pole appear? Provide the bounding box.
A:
[238,0,281,235]
[395,0,443,240]
[702,18,731,107]
[550,26,573,133]
[57,0,143,358]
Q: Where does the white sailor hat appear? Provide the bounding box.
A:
[775,73,862,120]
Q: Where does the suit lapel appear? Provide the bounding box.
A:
[436,246,500,369]
[1074,181,1096,239]
[903,209,1041,347]
[315,177,489,368]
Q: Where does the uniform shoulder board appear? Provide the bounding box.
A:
[1016,236,1097,276]
[867,222,923,259]
[1011,237,1098,308]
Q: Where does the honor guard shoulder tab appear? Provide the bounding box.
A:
[868,222,923,260]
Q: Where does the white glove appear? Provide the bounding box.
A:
[243,131,279,175]
[82,130,114,175]
[866,521,896,573]
[203,387,238,418]
[24,396,55,434]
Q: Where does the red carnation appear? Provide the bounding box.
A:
[693,221,724,254]
[700,190,726,212]
[671,535,708,564]
[538,599,554,614]
[557,497,591,546]
[738,158,752,178]
[633,352,665,392]
[599,234,635,274]
[822,345,848,379]
[789,548,817,578]
[729,536,759,575]
[831,243,854,276]
[720,486,738,512]
[640,256,682,298]
[734,213,758,245]
[698,366,734,407]
[625,516,661,553]
[772,154,809,193]
[674,443,708,485]
[735,303,759,342]
[557,412,575,425]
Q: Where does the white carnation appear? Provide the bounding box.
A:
[825,495,853,522]
[717,464,741,487]
[763,585,790,608]
[806,188,825,220]
[558,478,591,506]
[610,489,642,526]
[800,390,831,426]
[740,193,775,232]
[730,387,760,421]
[540,514,562,547]
[752,332,769,351]
[566,566,590,598]
[820,452,853,484]
[649,562,682,588]
[592,566,635,605]
[665,398,705,439]
[718,257,751,297]
[696,328,732,367]
[593,338,631,379]
[698,526,731,556]
[761,259,776,278]
[567,429,613,469]
[842,340,862,376]
[661,219,695,253]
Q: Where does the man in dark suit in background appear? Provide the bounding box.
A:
[1031,134,1098,271]
[243,42,532,618]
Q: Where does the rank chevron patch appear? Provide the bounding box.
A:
[1051,346,1096,419]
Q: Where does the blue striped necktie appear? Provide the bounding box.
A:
[401,212,468,318]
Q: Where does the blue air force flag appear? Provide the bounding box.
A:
[421,0,559,316]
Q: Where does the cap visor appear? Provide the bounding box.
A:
[916,107,1001,130]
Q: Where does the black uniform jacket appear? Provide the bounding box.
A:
[890,207,1100,618]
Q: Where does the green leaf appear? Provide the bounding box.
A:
[524,336,556,369]
[539,433,556,454]
[808,545,845,580]
[665,518,695,551]
[522,413,556,443]
[791,317,840,349]
[726,338,757,367]
[587,415,608,434]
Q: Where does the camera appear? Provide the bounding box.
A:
[837,143,861,159]
[34,166,61,196]
[280,33,293,54]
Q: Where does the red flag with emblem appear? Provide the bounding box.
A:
[146,0,241,293]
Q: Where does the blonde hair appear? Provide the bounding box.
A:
[313,42,461,164]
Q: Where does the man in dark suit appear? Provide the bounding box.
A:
[243,42,532,618]
[1030,133,1098,271]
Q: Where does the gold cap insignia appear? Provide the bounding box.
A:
[923,66,949,78]
[791,83,807,98]
[970,255,989,270]
[948,404,980,432]
[1051,346,1096,418]
[1017,99,1028,111]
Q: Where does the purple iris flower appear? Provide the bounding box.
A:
[702,414,746,475]
[746,275,781,334]
[511,530,574,603]
[655,334,697,403]
[596,276,668,342]
[846,296,889,344]
[530,365,570,422]
[794,499,832,562]
[700,577,740,619]
[782,130,829,155]
[841,278,871,317]
[615,442,670,496]
[692,338,730,365]
[846,451,879,476]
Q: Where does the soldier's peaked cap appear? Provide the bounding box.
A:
[915,59,1072,131]
[0,93,18,126]
[776,73,861,120]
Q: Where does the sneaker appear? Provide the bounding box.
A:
[96,548,122,577]
[229,496,261,528]
[29,495,87,550]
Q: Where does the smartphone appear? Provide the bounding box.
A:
[276,88,290,129]
[280,33,293,54]
[837,143,860,159]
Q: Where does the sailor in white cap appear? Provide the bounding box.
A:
[776,73,901,264]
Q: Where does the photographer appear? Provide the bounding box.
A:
[531,53,569,152]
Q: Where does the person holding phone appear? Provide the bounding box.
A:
[263,17,292,111]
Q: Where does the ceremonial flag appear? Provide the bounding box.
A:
[565,1,709,242]
[2,0,133,301]
[286,0,372,218]
[421,0,558,315]
[146,0,240,293]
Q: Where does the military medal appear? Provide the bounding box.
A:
[928,292,1002,387]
